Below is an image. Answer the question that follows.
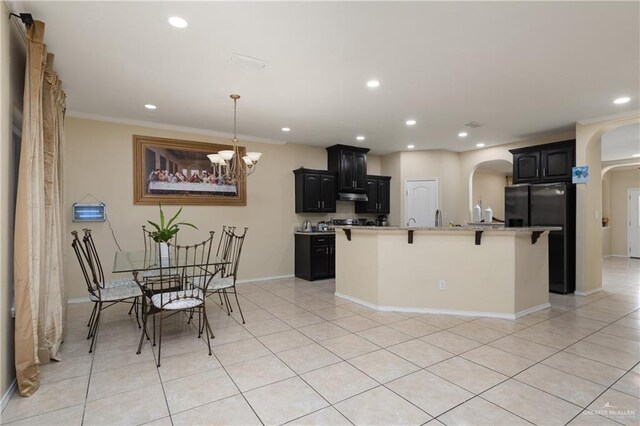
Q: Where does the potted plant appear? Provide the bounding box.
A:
[147,204,198,262]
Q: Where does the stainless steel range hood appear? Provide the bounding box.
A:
[338,192,368,202]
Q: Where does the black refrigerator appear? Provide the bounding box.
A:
[505,183,576,294]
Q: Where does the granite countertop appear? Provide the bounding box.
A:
[294,230,336,235]
[332,225,562,232]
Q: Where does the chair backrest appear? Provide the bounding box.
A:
[81,228,106,287]
[136,231,215,308]
[218,227,248,282]
[71,230,100,299]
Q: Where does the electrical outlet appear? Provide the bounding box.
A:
[438,279,446,290]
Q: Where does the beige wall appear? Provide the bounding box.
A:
[602,172,611,256]
[603,168,640,256]
[0,0,25,402]
[380,152,401,225]
[63,117,381,299]
[472,171,507,220]
[575,115,640,293]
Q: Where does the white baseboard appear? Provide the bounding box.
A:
[575,287,603,296]
[1,379,17,412]
[608,255,629,258]
[514,303,552,318]
[335,292,550,320]
[67,275,296,304]
[236,274,294,284]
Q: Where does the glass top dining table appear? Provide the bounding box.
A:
[112,250,230,274]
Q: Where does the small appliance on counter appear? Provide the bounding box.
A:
[376,215,388,227]
[301,220,313,232]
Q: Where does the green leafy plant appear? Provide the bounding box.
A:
[147,204,198,242]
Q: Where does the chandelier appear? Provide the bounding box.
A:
[207,94,262,183]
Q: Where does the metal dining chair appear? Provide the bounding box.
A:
[70,230,141,353]
[194,226,248,324]
[133,231,216,367]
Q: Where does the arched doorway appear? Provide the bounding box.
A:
[575,115,640,294]
[468,159,513,222]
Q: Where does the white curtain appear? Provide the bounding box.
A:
[14,21,66,397]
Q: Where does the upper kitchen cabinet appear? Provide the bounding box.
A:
[294,168,336,213]
[510,140,575,184]
[356,175,391,214]
[326,144,370,194]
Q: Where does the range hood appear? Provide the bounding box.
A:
[338,192,368,202]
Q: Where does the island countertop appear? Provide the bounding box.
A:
[332,225,562,232]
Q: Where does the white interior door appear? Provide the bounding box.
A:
[629,188,640,258]
[406,180,438,227]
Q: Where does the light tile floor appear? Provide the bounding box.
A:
[2,257,639,425]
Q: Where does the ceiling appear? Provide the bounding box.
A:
[601,124,640,162]
[11,1,640,155]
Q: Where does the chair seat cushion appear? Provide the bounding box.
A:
[151,289,204,310]
[103,278,136,289]
[90,282,141,302]
[191,276,234,291]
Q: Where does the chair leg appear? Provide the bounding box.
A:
[222,290,232,316]
[152,313,156,346]
[128,300,135,315]
[87,303,97,328]
[232,287,246,324]
[201,306,214,355]
[218,291,224,307]
[157,312,163,367]
[89,303,102,353]
[137,312,147,355]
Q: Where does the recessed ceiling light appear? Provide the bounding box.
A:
[366,80,380,88]
[281,127,290,132]
[144,104,157,110]
[168,16,188,28]
[407,145,415,149]
[633,153,640,158]
[405,119,416,126]
[614,96,631,104]
[356,135,365,141]
[458,132,468,138]
[476,143,485,148]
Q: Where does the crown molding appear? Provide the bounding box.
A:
[65,110,288,146]
[577,110,640,125]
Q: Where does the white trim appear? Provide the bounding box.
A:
[577,110,640,125]
[66,274,296,304]
[334,292,379,310]
[575,287,603,296]
[66,110,287,146]
[1,379,17,412]
[236,274,294,284]
[514,303,552,318]
[608,254,630,258]
[335,292,551,320]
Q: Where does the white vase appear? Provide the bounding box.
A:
[160,242,170,267]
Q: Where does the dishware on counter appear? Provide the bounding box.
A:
[483,206,493,223]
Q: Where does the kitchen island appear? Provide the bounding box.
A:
[334,226,560,319]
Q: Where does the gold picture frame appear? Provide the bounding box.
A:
[133,135,247,206]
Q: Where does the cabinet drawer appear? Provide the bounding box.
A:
[312,235,335,246]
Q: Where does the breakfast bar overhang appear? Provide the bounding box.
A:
[334,226,561,319]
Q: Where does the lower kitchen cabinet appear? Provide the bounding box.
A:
[294,234,335,281]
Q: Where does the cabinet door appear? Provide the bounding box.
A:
[339,151,354,191]
[303,174,321,212]
[311,245,329,278]
[513,152,541,183]
[320,174,336,212]
[353,152,367,191]
[378,178,390,214]
[542,147,573,182]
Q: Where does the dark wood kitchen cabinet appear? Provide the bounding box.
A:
[355,175,391,214]
[510,140,575,184]
[295,234,335,281]
[326,145,370,193]
[294,168,336,213]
